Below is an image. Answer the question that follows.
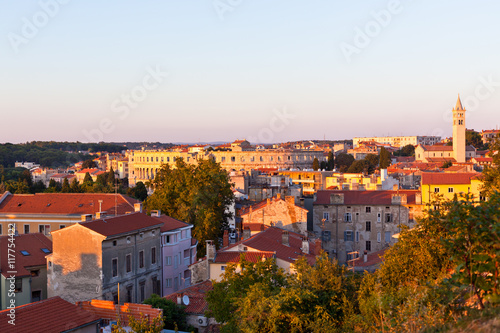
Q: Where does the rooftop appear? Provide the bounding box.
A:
[421,172,480,185]
[314,190,421,206]
[0,233,52,278]
[164,280,213,315]
[0,296,100,333]
[78,212,163,237]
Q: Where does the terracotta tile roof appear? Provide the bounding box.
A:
[75,168,100,174]
[351,248,387,268]
[473,157,493,162]
[223,227,316,265]
[76,299,161,325]
[214,251,275,263]
[314,190,421,206]
[0,233,52,278]
[421,172,479,185]
[155,215,190,232]
[0,193,139,216]
[0,296,100,333]
[79,212,163,237]
[164,280,213,315]
[420,144,454,151]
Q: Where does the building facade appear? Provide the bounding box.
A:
[353,136,441,148]
[313,190,422,265]
[47,212,162,304]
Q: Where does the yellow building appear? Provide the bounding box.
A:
[420,172,483,204]
[325,170,399,191]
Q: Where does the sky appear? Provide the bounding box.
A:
[1,0,499,144]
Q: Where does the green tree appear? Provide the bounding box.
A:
[128,181,148,201]
[334,153,354,173]
[327,151,335,170]
[312,157,320,171]
[347,159,366,173]
[206,255,289,332]
[15,179,30,194]
[61,178,70,193]
[112,313,163,333]
[481,137,500,197]
[466,130,484,149]
[143,294,190,331]
[379,146,391,169]
[393,144,415,157]
[145,158,234,252]
[82,159,97,169]
[107,167,116,185]
[70,178,81,193]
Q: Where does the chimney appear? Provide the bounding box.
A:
[282,230,289,247]
[260,224,265,231]
[151,210,161,217]
[276,193,281,200]
[364,250,368,263]
[301,237,309,254]
[299,197,305,207]
[223,230,229,248]
[314,238,322,255]
[415,193,422,205]
[243,227,251,240]
[393,184,399,191]
[267,198,271,205]
[134,203,142,213]
[206,240,215,261]
[96,211,106,219]
[81,214,92,222]
[176,294,182,305]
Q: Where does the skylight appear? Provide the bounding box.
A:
[41,248,51,254]
[20,250,30,256]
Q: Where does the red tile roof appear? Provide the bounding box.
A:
[164,280,213,315]
[0,193,139,216]
[79,212,163,237]
[214,251,275,263]
[351,248,387,268]
[0,296,100,333]
[241,223,269,232]
[314,190,421,206]
[75,168,100,174]
[76,299,161,325]
[421,172,479,185]
[223,227,316,265]
[155,215,190,232]
[0,233,52,278]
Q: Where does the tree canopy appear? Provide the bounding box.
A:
[145,158,234,252]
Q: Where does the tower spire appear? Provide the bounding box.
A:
[453,94,464,111]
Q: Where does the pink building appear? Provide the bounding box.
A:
[154,211,198,296]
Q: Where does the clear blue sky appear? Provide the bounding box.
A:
[1,0,499,143]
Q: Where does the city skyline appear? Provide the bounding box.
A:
[1,1,499,144]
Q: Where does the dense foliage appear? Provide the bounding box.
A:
[143,294,193,331]
[144,158,234,253]
[392,144,415,157]
[207,194,500,332]
[0,141,124,168]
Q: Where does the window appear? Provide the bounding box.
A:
[385,231,391,243]
[434,188,440,193]
[14,278,22,292]
[344,213,352,222]
[59,225,65,229]
[174,255,178,269]
[112,258,118,277]
[151,247,156,265]
[231,156,235,162]
[139,251,144,268]
[385,213,392,223]
[24,225,30,234]
[113,293,118,304]
[377,232,381,243]
[377,213,381,222]
[126,254,131,273]
[30,270,40,277]
[0,224,2,235]
[166,278,172,288]
[366,241,371,251]
[221,266,226,271]
[112,240,117,246]
[174,277,179,291]
[39,224,50,235]
[322,230,331,242]
[166,256,172,266]
[165,235,170,244]
[365,207,371,213]
[365,221,371,231]
[344,231,354,242]
[32,290,41,302]
[355,231,359,242]
[126,285,133,303]
[448,187,454,193]
[152,276,160,295]
[139,281,145,302]
[323,212,329,221]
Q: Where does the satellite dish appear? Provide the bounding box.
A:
[182,295,190,306]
